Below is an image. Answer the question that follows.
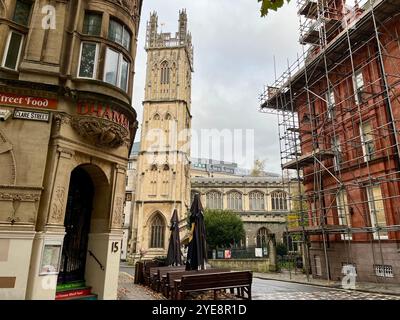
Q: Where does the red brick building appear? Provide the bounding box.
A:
[261,0,400,284]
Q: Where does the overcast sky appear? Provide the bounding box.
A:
[133,0,302,173]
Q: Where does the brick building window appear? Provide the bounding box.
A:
[336,189,352,240]
[353,69,365,105]
[326,89,335,119]
[331,136,342,171]
[360,121,375,162]
[366,185,388,239]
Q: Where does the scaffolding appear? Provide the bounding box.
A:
[260,0,400,283]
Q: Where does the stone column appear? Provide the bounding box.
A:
[46,147,75,228]
[268,234,277,272]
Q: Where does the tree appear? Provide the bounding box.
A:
[204,209,245,249]
[258,0,291,17]
[250,158,265,177]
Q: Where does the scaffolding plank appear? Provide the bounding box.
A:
[282,148,334,170]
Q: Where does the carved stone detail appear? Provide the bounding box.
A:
[50,186,66,222]
[0,193,40,201]
[112,196,124,227]
[108,0,140,16]
[71,116,130,148]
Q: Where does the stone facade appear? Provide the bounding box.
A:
[131,10,193,260]
[0,0,142,299]
[191,176,289,247]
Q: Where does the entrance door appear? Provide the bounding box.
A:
[58,167,94,284]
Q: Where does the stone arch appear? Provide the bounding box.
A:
[71,163,112,233]
[256,227,269,248]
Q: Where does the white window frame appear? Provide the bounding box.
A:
[353,70,364,105]
[103,47,130,92]
[331,136,342,171]
[360,121,374,162]
[326,89,335,119]
[2,31,24,71]
[336,190,352,240]
[366,185,388,240]
[77,42,99,79]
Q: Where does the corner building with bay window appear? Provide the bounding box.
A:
[0,0,142,299]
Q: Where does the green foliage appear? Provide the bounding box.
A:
[250,159,265,177]
[204,209,245,249]
[258,0,291,17]
[276,242,288,257]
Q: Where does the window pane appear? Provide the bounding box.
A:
[120,58,129,91]
[123,28,131,50]
[79,43,97,78]
[104,48,119,85]
[13,0,32,26]
[83,12,102,36]
[109,20,123,44]
[4,32,23,70]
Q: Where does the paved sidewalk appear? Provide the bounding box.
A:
[118,272,166,300]
[254,271,400,296]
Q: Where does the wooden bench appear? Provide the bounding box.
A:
[143,261,164,286]
[163,268,231,299]
[175,271,252,300]
[149,266,186,291]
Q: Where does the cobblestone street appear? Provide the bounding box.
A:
[118,267,400,300]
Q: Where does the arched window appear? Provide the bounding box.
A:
[227,191,242,211]
[153,113,160,120]
[206,191,223,210]
[256,227,269,248]
[150,214,165,248]
[271,190,288,211]
[249,191,265,211]
[165,113,172,120]
[160,61,169,84]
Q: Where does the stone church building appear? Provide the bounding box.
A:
[0,0,142,300]
[131,10,193,260]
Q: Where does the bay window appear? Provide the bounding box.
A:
[104,47,130,92]
[2,31,24,70]
[108,19,131,51]
[78,42,99,79]
[13,0,33,26]
[83,12,102,36]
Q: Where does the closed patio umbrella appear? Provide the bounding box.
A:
[166,209,182,266]
[186,194,207,270]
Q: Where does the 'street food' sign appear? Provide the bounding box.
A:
[0,91,58,110]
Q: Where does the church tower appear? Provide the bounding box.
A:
[132,10,193,259]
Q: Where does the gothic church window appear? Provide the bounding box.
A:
[271,190,288,211]
[227,191,242,211]
[256,227,269,248]
[206,191,223,210]
[150,214,165,248]
[161,61,170,84]
[249,191,265,211]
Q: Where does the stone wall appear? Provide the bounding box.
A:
[208,259,274,273]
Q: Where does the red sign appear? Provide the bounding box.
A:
[55,288,92,300]
[0,91,57,110]
[77,101,130,130]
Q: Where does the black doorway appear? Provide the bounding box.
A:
[58,167,94,284]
